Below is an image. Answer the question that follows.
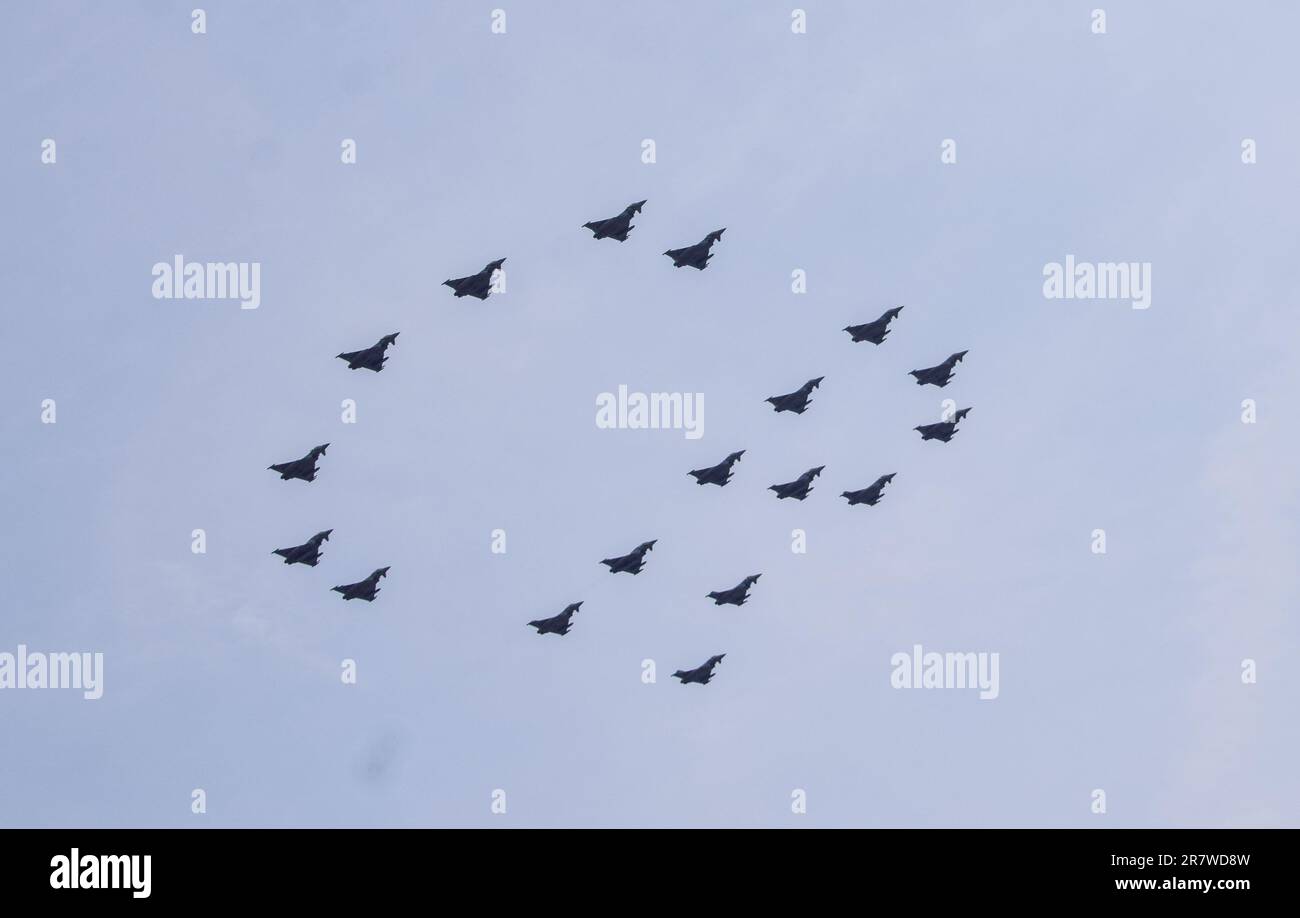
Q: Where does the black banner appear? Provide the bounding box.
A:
[0,828,1283,903]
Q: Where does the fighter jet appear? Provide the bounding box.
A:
[331,567,390,602]
[664,229,725,270]
[766,377,824,414]
[707,575,761,607]
[673,654,726,685]
[336,333,399,372]
[909,351,968,388]
[268,444,329,482]
[272,529,333,567]
[601,540,657,575]
[688,450,745,487]
[841,473,896,507]
[443,258,506,300]
[844,306,904,345]
[915,408,972,443]
[528,602,582,636]
[583,200,646,241]
[770,466,825,501]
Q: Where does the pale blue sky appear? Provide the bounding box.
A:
[1,1,1296,827]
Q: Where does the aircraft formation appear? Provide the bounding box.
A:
[264,200,973,687]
